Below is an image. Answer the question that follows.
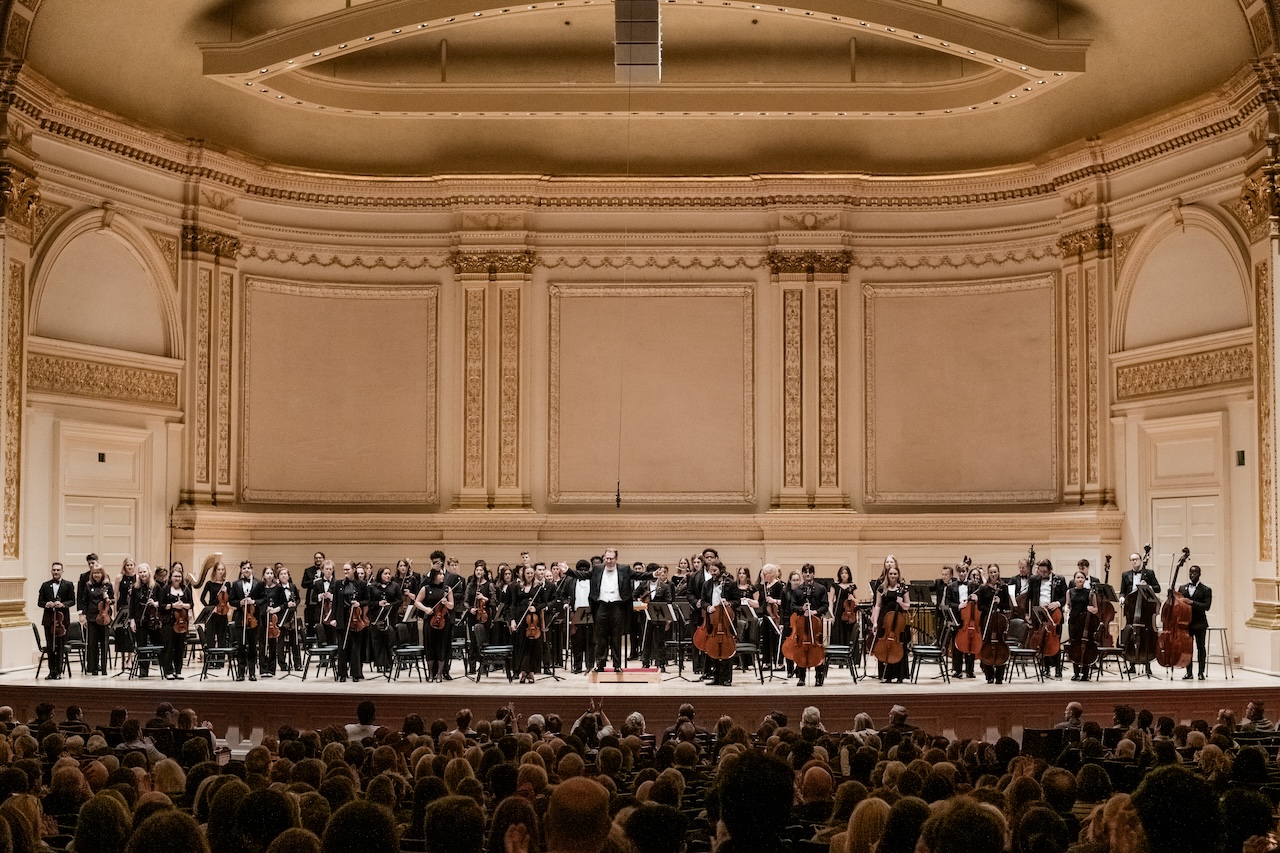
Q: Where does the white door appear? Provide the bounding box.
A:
[1151,495,1220,590]
[62,496,137,571]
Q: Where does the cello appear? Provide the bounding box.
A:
[871,582,910,667]
[1068,585,1099,672]
[1155,547,1194,669]
[977,587,1011,670]
[704,601,739,662]
[1094,555,1116,647]
[1121,544,1158,668]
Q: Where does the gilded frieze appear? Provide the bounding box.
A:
[147,229,180,286]
[498,288,520,491]
[450,250,536,276]
[1115,345,1254,401]
[463,289,486,490]
[1057,224,1113,259]
[782,289,803,489]
[1258,261,1275,561]
[1066,271,1080,485]
[4,261,22,558]
[182,225,241,260]
[1085,269,1099,485]
[217,273,232,485]
[767,251,853,276]
[196,270,211,483]
[818,288,839,490]
[1222,176,1272,244]
[26,353,179,406]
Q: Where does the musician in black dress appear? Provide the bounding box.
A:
[80,561,113,675]
[277,567,302,672]
[333,562,368,682]
[872,557,911,684]
[636,564,674,669]
[507,564,546,683]
[258,567,286,677]
[37,562,76,680]
[129,564,161,677]
[464,560,494,674]
[975,564,1013,684]
[229,560,263,681]
[701,562,742,687]
[366,567,399,674]
[308,560,337,646]
[945,565,983,679]
[788,564,829,687]
[757,563,786,670]
[414,566,455,681]
[830,565,859,647]
[198,560,232,648]
[438,553,466,680]
[1066,570,1098,682]
[159,569,193,680]
[1179,565,1212,681]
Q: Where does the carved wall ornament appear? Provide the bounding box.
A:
[4,11,30,59]
[1066,271,1080,486]
[850,246,1060,271]
[817,287,839,490]
[1252,6,1275,54]
[147,229,179,286]
[196,270,211,484]
[5,120,32,154]
[181,224,241,260]
[463,212,524,231]
[450,250,537,276]
[1115,344,1254,401]
[1085,269,1099,485]
[767,250,853,275]
[781,212,839,231]
[1251,117,1270,147]
[1222,176,1273,244]
[782,289,803,489]
[26,353,179,406]
[498,287,521,491]
[463,288,486,490]
[1064,188,1095,210]
[30,199,69,246]
[1057,223,1113,258]
[1113,230,1139,276]
[4,261,23,558]
[539,255,765,270]
[241,245,449,270]
[0,165,39,229]
[1258,260,1274,561]
[217,273,232,486]
[200,189,236,212]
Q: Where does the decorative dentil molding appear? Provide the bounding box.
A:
[26,353,179,406]
[181,224,241,260]
[1221,175,1272,244]
[1258,260,1275,561]
[1057,223,1113,259]
[450,250,537,276]
[1114,344,1254,401]
[3,261,23,558]
[767,250,853,276]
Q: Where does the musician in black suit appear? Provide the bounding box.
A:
[37,562,76,679]
[300,551,325,629]
[684,550,716,675]
[567,547,654,672]
[228,560,264,681]
[1028,559,1068,679]
[945,565,983,679]
[1120,551,1161,675]
[563,559,595,673]
[698,563,742,686]
[789,564,829,687]
[1179,565,1212,681]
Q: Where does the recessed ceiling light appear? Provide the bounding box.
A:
[1019,65,1027,70]
[393,28,401,33]
[339,43,347,48]
[1054,71,1064,76]
[994,58,1003,62]
[365,36,374,40]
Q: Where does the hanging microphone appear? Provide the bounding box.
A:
[616,480,621,508]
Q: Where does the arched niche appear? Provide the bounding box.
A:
[1115,208,1251,352]
[30,210,181,358]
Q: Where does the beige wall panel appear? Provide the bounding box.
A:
[865,275,1057,504]
[549,285,754,504]
[242,279,437,503]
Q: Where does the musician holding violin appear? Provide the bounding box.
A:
[80,559,114,676]
[507,563,544,683]
[1027,559,1067,680]
[701,562,742,686]
[464,560,494,675]
[415,564,455,682]
[789,564,829,687]
[757,564,787,671]
[307,560,337,646]
[129,564,160,677]
[229,560,264,682]
[334,561,369,682]
[160,566,193,680]
[871,557,910,684]
[830,565,858,647]
[37,562,75,680]
[1066,569,1099,682]
[258,566,287,678]
[367,566,400,675]
[197,558,231,648]
[1178,564,1212,681]
[975,564,1013,684]
[275,567,302,673]
[945,565,984,679]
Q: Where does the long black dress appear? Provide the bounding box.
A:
[873,584,911,683]
[509,582,548,679]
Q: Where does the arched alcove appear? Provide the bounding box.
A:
[1118,210,1250,351]
[31,213,180,358]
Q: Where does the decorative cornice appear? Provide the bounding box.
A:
[1114,344,1254,401]
[26,353,180,407]
[181,224,241,260]
[1056,223,1113,259]
[0,600,27,629]
[767,250,853,275]
[449,250,537,276]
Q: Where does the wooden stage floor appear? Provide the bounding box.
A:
[3,661,1280,746]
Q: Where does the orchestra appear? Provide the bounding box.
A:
[30,544,1221,690]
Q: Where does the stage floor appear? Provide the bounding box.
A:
[4,660,1279,745]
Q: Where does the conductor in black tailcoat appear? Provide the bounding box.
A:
[567,548,653,672]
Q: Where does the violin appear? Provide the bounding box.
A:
[430,598,448,630]
[348,602,369,633]
[840,587,858,625]
[215,583,231,617]
[52,608,66,638]
[525,608,542,640]
[243,597,258,630]
[1155,547,1194,669]
[95,591,112,626]
[1094,555,1116,647]
[267,611,280,639]
[475,591,489,624]
[145,595,162,632]
[173,600,190,635]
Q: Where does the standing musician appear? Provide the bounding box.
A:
[258,566,286,678]
[394,558,420,623]
[684,552,714,676]
[79,559,113,676]
[1120,551,1161,675]
[933,565,954,634]
[368,566,400,675]
[464,560,494,674]
[1076,558,1102,589]
[197,557,231,648]
[563,559,594,673]
[159,567,193,680]
[1007,558,1033,600]
[414,565,454,682]
[535,561,563,673]
[780,569,803,676]
[638,563,673,670]
[1179,565,1213,681]
[757,563,786,671]
[701,561,742,686]
[277,567,302,673]
[830,565,859,647]
[308,560,337,646]
[1066,569,1098,682]
[789,563,829,687]
[569,548,654,673]
[333,562,368,682]
[300,552,325,632]
[871,557,910,684]
[1028,558,1067,680]
[129,564,161,677]
[975,564,1013,684]
[440,554,466,681]
[507,563,546,683]
[114,558,139,672]
[945,565,983,679]
[229,560,263,681]
[37,562,75,680]
[733,567,760,661]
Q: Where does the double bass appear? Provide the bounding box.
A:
[1121,544,1158,667]
[1094,556,1116,647]
[1155,547,1194,669]
[1068,588,1100,669]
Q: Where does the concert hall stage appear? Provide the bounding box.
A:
[4,663,1280,746]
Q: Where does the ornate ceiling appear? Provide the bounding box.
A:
[14,0,1264,176]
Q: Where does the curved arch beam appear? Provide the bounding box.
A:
[201,0,1087,117]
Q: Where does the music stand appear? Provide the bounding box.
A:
[664,600,698,682]
[540,603,565,681]
[641,601,673,669]
[571,606,593,672]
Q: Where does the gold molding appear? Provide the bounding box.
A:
[1259,261,1274,561]
[1113,230,1138,277]
[4,10,30,60]
[781,212,839,231]
[540,255,766,271]
[216,272,232,486]
[462,287,486,490]
[0,600,27,629]
[30,198,68,246]
[766,250,852,275]
[782,289,803,489]
[196,269,211,484]
[182,224,241,260]
[1085,268,1099,485]
[147,229,180,286]
[242,245,448,270]
[498,286,521,491]
[548,284,756,505]
[1066,270,1080,486]
[1222,176,1272,245]
[4,261,23,558]
[450,250,536,276]
[817,287,839,490]
[1114,344,1254,401]
[26,352,179,406]
[1057,224,1113,258]
[0,162,39,238]
[1252,6,1275,54]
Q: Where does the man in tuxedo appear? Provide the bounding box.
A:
[1028,559,1068,679]
[570,548,653,672]
[1120,551,1161,675]
[228,560,264,681]
[1007,558,1033,601]
[76,553,98,630]
[1180,565,1212,681]
[37,562,76,679]
[562,559,595,673]
[700,562,742,686]
[684,548,716,674]
[790,564,829,687]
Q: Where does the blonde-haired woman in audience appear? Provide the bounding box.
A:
[840,796,891,853]
[152,758,186,798]
[443,756,475,792]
